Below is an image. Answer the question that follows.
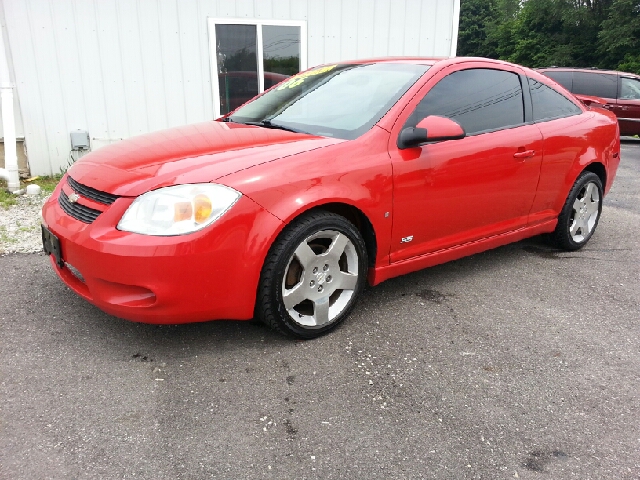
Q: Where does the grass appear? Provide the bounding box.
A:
[0,174,62,208]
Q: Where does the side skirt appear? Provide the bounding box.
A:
[368,219,558,286]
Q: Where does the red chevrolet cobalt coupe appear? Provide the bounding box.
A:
[41,58,620,338]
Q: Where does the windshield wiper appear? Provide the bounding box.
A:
[240,120,305,134]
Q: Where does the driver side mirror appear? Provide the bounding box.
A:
[397,116,466,149]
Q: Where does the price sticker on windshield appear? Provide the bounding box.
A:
[277,65,338,90]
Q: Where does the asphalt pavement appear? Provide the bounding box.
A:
[1,140,639,479]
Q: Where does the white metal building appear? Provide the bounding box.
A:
[0,0,460,176]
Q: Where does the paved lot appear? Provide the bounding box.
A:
[1,140,639,479]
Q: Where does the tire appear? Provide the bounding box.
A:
[256,210,368,339]
[552,171,603,251]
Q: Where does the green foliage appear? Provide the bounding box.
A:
[264,56,299,76]
[457,0,499,57]
[598,0,640,72]
[0,188,18,208]
[0,175,61,208]
[617,54,640,75]
[459,0,637,71]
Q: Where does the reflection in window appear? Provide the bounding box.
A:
[620,77,640,100]
[573,72,617,99]
[231,64,428,140]
[263,25,300,89]
[406,68,524,135]
[215,24,259,115]
[530,79,582,122]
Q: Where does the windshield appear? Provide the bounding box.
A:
[228,63,429,140]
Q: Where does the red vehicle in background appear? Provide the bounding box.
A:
[538,67,640,136]
[41,58,620,338]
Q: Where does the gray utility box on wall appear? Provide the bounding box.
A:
[70,130,90,151]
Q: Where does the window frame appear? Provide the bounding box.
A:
[526,76,583,123]
[207,17,308,118]
[403,67,529,137]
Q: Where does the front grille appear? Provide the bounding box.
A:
[67,176,119,205]
[59,190,102,223]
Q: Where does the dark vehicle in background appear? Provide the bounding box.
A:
[539,67,640,136]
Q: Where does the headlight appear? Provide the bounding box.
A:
[117,184,241,236]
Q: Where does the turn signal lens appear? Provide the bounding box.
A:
[194,195,213,224]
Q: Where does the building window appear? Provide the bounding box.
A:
[208,18,307,117]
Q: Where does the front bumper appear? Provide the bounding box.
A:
[41,181,283,324]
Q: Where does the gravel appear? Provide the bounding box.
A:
[0,192,50,254]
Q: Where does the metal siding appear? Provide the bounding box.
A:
[177,1,208,125]
[434,0,454,55]
[372,0,391,57]
[96,1,131,141]
[271,0,291,20]
[339,0,358,60]
[307,0,325,68]
[289,0,308,22]
[136,1,167,135]
[158,1,187,128]
[419,1,439,56]
[387,0,407,56]
[254,0,272,19]
[322,0,341,63]
[403,0,424,56]
[355,0,375,58]
[2,0,456,175]
[116,1,150,136]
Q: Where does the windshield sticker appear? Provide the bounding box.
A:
[277,65,338,90]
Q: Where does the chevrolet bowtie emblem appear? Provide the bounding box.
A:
[68,193,80,203]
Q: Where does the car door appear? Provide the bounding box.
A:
[616,75,640,136]
[388,64,544,263]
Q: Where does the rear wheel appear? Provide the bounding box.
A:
[552,171,603,251]
[257,211,368,339]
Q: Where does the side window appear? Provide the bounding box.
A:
[542,71,573,91]
[620,77,640,100]
[573,72,617,99]
[530,78,582,122]
[405,68,525,135]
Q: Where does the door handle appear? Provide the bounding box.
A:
[513,149,536,159]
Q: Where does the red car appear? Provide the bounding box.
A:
[538,67,640,136]
[41,57,620,338]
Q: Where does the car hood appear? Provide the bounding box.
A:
[66,121,343,196]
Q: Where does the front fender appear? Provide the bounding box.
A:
[219,127,394,267]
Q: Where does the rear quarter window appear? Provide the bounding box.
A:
[529,78,582,122]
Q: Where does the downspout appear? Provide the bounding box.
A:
[450,0,461,57]
[0,21,19,192]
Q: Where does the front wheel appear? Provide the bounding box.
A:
[256,211,368,339]
[552,171,603,251]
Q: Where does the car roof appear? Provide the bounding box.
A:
[334,57,447,66]
[538,66,640,78]
[326,56,527,69]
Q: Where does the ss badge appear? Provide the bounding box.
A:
[401,236,413,243]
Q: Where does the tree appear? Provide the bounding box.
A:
[457,0,639,73]
[598,0,640,73]
[457,0,499,57]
